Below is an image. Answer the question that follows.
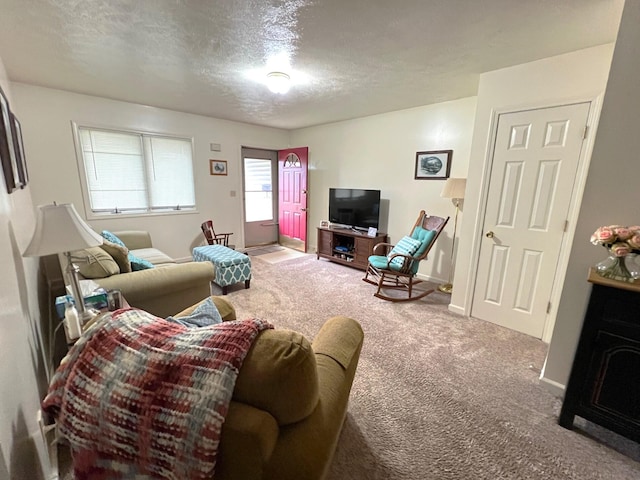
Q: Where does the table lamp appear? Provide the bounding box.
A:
[23,202,103,323]
[438,178,466,294]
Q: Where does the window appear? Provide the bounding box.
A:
[75,126,196,215]
[243,157,273,222]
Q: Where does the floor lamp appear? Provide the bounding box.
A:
[438,178,466,294]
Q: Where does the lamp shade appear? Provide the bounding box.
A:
[23,203,103,257]
[441,178,467,200]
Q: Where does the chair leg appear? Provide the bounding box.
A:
[362,264,378,286]
[370,273,436,302]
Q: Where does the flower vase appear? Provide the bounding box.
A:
[595,253,640,283]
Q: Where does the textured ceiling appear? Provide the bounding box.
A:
[0,0,624,130]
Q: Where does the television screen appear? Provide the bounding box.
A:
[329,188,381,230]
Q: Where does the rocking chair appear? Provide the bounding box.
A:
[201,220,235,249]
[363,210,449,302]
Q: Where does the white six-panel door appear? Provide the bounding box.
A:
[471,103,590,338]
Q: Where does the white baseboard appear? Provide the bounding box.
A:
[447,303,465,316]
[37,409,59,480]
[415,272,444,284]
[539,376,565,398]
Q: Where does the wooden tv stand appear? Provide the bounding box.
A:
[316,226,388,270]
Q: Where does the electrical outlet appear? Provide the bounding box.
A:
[230,190,236,197]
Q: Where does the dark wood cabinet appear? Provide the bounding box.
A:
[316,227,387,270]
[558,269,640,443]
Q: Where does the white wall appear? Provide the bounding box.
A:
[291,96,477,282]
[10,84,290,260]
[543,1,640,391]
[449,44,616,344]
[0,60,50,479]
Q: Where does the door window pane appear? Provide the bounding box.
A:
[244,158,273,222]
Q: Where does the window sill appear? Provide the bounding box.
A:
[85,208,199,221]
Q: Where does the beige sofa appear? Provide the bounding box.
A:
[75,230,215,318]
[175,297,365,480]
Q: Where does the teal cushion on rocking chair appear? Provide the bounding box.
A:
[411,227,437,257]
[388,236,422,268]
[369,235,423,271]
[368,254,398,270]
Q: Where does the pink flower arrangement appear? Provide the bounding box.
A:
[590,225,640,257]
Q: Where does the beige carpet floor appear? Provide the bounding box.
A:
[229,254,640,479]
[60,253,640,479]
[244,245,307,264]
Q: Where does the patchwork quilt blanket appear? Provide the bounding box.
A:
[42,308,272,480]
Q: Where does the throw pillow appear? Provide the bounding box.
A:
[129,253,155,271]
[101,230,153,271]
[165,297,222,328]
[76,247,120,279]
[100,239,132,273]
[101,230,126,248]
[411,226,437,258]
[388,235,422,269]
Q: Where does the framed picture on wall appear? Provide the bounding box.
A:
[0,86,19,193]
[210,159,228,176]
[11,114,28,188]
[414,150,453,180]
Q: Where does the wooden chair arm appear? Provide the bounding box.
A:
[372,242,394,255]
[387,252,418,274]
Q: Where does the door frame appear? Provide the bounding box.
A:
[463,96,605,343]
[241,146,279,248]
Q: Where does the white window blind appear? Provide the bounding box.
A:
[77,127,195,214]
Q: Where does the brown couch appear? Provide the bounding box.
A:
[174,297,365,480]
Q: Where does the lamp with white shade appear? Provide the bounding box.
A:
[438,178,466,294]
[23,202,103,322]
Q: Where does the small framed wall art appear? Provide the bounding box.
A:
[11,114,28,188]
[210,159,228,176]
[414,150,453,180]
[0,86,20,193]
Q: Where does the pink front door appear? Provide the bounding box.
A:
[278,147,308,251]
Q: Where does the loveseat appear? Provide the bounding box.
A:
[74,230,215,318]
[174,296,365,480]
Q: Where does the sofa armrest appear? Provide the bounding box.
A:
[112,230,153,250]
[94,261,214,318]
[216,401,279,480]
[312,316,364,370]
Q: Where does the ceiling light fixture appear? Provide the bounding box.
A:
[266,71,291,94]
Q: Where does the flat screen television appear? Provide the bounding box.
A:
[328,188,381,231]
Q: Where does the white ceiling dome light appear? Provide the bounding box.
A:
[266,71,291,94]
[245,52,309,95]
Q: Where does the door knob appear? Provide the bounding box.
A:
[485,231,495,238]
[301,208,307,212]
